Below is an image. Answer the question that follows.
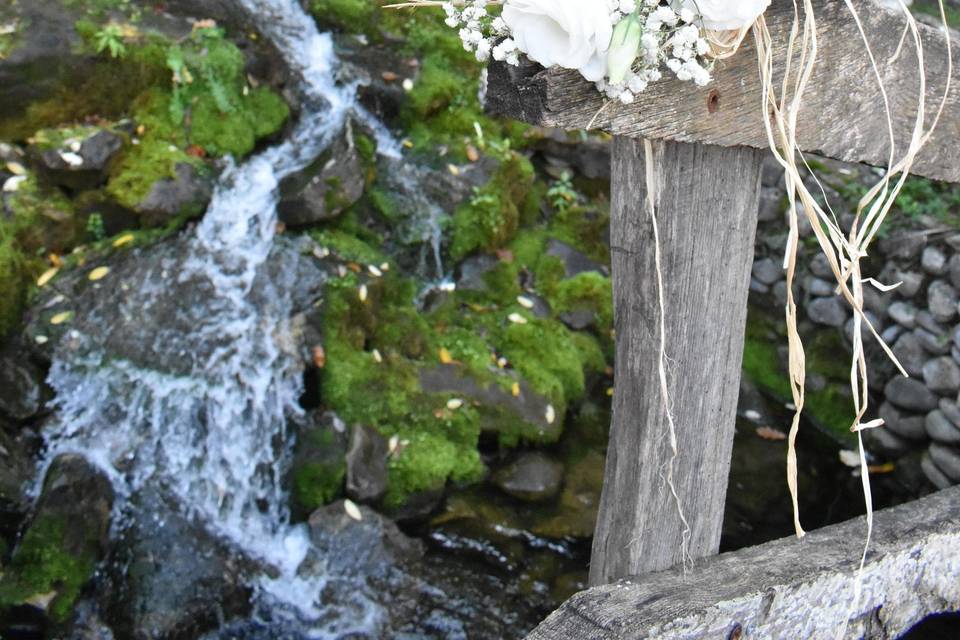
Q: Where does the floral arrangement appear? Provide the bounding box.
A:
[408,0,771,103]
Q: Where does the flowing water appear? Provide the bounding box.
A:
[38,0,407,635]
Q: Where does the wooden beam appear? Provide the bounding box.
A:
[528,485,960,639]
[485,0,960,183]
[591,138,763,585]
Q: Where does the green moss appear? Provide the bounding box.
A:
[310,229,387,265]
[0,230,26,338]
[551,272,613,332]
[0,517,94,623]
[292,462,345,513]
[309,0,378,34]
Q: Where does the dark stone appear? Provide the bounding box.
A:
[884,376,938,412]
[880,323,904,346]
[922,356,960,395]
[879,402,927,441]
[865,425,914,457]
[807,296,847,327]
[926,280,958,323]
[915,310,945,335]
[809,253,833,279]
[803,276,834,297]
[893,270,924,299]
[278,124,366,226]
[529,129,611,180]
[346,423,388,504]
[925,410,960,445]
[921,452,954,489]
[32,130,124,191]
[103,490,254,640]
[136,163,213,227]
[914,328,951,356]
[939,398,960,428]
[761,158,784,187]
[0,427,33,537]
[861,285,889,319]
[456,254,499,291]
[921,246,948,275]
[928,442,960,482]
[877,231,925,261]
[949,254,960,290]
[289,410,348,517]
[385,487,445,522]
[492,452,564,502]
[559,309,596,331]
[756,186,782,222]
[887,301,918,329]
[0,350,46,421]
[749,279,769,294]
[545,239,605,279]
[752,258,781,286]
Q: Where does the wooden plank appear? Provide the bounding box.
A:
[529,485,960,639]
[485,0,960,183]
[591,137,763,585]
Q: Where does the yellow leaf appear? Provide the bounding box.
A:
[343,499,362,521]
[88,266,110,281]
[36,268,59,288]
[112,233,135,248]
[439,347,453,364]
[50,311,73,325]
[511,382,520,397]
[5,161,25,175]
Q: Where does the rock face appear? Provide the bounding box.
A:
[31,130,124,191]
[0,349,45,421]
[136,163,214,227]
[345,423,389,504]
[493,452,564,502]
[0,455,113,634]
[289,410,349,517]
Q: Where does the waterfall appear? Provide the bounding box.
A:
[40,0,398,635]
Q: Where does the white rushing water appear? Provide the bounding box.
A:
[41,0,399,635]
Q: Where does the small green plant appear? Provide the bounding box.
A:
[93,23,127,59]
[166,26,237,125]
[85,213,106,242]
[547,171,578,212]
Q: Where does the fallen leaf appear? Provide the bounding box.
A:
[311,345,326,368]
[446,398,463,410]
[838,449,861,468]
[755,426,787,441]
[507,313,528,325]
[358,284,368,302]
[112,233,135,248]
[24,590,58,611]
[439,347,453,364]
[446,163,460,176]
[495,249,514,263]
[344,499,362,521]
[371,348,382,363]
[37,268,59,288]
[511,382,520,397]
[381,70,398,82]
[5,161,26,175]
[346,262,362,273]
[50,311,73,325]
[186,144,206,158]
[88,266,110,281]
[545,405,556,425]
[516,296,534,309]
[367,264,382,277]
[465,144,479,162]
[2,175,26,192]
[868,462,896,474]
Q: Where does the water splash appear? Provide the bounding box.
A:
[41,0,397,635]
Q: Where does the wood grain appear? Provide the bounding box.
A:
[590,138,763,585]
[485,0,960,183]
[530,485,960,639]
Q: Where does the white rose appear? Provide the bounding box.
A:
[671,0,771,31]
[502,0,613,82]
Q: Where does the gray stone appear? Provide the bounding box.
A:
[880,324,904,346]
[750,279,770,294]
[925,410,960,445]
[346,423,389,504]
[928,442,960,482]
[861,285,890,319]
[290,410,348,516]
[914,328,951,356]
[493,452,564,502]
[752,258,782,286]
[761,159,784,187]
[921,452,954,489]
[952,345,960,366]
[923,357,960,394]
[809,253,833,279]
[945,233,960,253]
[866,425,913,457]
[456,254,500,291]
[137,162,213,227]
[894,270,924,299]
[926,280,958,323]
[0,427,33,528]
[884,376,939,412]
[880,402,927,441]
[844,311,881,344]
[757,186,782,222]
[559,309,596,330]
[940,398,960,428]
[545,239,606,278]
[0,351,45,421]
[915,310,946,335]
[949,254,960,290]
[921,246,948,275]
[878,232,925,261]
[952,325,960,352]
[807,296,848,327]
[803,276,835,297]
[887,301,918,329]
[892,332,927,377]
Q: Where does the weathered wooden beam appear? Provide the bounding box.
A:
[530,484,960,640]
[591,138,763,585]
[486,0,960,183]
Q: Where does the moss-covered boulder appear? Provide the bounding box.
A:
[289,410,349,519]
[0,454,113,633]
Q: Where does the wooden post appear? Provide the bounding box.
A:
[590,138,763,584]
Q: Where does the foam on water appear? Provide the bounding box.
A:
[41,0,396,635]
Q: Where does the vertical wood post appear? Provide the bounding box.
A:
[589,137,764,585]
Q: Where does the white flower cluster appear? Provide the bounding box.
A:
[441,0,717,105]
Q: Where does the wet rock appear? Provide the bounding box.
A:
[921,246,948,275]
[493,452,564,502]
[531,451,604,539]
[894,270,924,299]
[914,327,951,356]
[807,296,847,327]
[879,402,927,441]
[278,124,366,227]
[887,301,918,329]
[290,410,348,517]
[346,423,388,504]
[884,376,938,412]
[419,364,559,442]
[104,490,253,640]
[926,280,958,323]
[921,451,954,489]
[136,163,213,227]
[928,442,960,482]
[0,350,45,421]
[545,239,605,279]
[456,254,499,291]
[752,258,781,286]
[925,410,960,445]
[803,276,834,297]
[0,455,113,632]
[922,356,960,395]
[31,130,123,191]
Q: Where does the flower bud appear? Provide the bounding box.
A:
[607,16,643,85]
